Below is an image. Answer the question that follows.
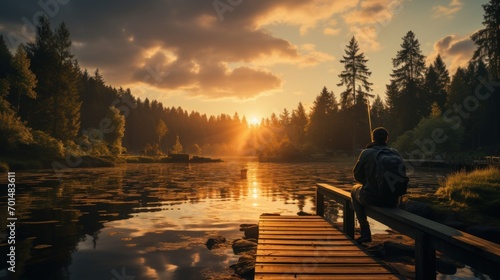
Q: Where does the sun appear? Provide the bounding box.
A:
[249,116,260,126]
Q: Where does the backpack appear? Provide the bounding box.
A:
[373,148,409,197]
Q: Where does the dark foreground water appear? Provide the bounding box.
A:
[0,159,483,279]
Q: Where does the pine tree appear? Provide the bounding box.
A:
[307,86,338,151]
[26,16,81,141]
[471,0,500,79]
[422,57,450,117]
[290,102,308,147]
[337,37,373,108]
[172,134,183,154]
[0,35,13,98]
[0,35,13,80]
[432,55,450,111]
[9,45,37,113]
[388,31,426,134]
[422,65,439,117]
[370,95,386,128]
[279,108,290,127]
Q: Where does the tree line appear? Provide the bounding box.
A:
[0,0,498,166]
[251,0,500,160]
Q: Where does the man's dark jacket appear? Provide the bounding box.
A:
[353,142,401,207]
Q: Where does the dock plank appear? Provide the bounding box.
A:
[255,215,400,279]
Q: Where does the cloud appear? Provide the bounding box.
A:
[324,27,341,36]
[250,0,358,34]
[427,34,475,75]
[298,44,335,67]
[432,0,463,19]
[0,0,356,100]
[341,0,405,51]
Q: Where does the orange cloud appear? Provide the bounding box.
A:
[5,0,362,100]
[341,0,405,51]
[251,0,358,34]
[427,34,475,75]
[324,27,341,36]
[432,0,462,19]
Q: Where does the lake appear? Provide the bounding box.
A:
[0,159,476,279]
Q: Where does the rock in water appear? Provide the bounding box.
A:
[232,239,257,255]
[229,254,255,278]
[244,225,259,239]
[206,235,226,250]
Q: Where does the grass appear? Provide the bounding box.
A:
[434,167,500,225]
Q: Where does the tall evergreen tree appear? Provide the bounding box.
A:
[471,0,500,147]
[370,95,386,129]
[422,65,439,117]
[9,45,37,113]
[290,102,308,147]
[384,80,401,135]
[432,55,450,111]
[279,108,290,127]
[0,35,13,80]
[388,31,426,135]
[0,35,13,98]
[421,55,450,116]
[337,37,373,108]
[26,16,81,141]
[446,67,468,109]
[471,0,500,79]
[307,86,338,151]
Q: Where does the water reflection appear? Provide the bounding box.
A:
[0,160,447,280]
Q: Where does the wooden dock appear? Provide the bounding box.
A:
[255,215,400,279]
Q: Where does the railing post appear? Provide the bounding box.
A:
[343,199,355,239]
[415,231,436,280]
[316,188,324,216]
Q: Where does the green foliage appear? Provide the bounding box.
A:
[0,97,33,153]
[143,143,161,156]
[156,119,168,152]
[29,130,65,159]
[392,130,415,155]
[9,45,37,112]
[471,0,500,79]
[80,132,110,156]
[26,16,81,141]
[104,106,125,155]
[171,134,184,154]
[393,111,464,157]
[436,167,500,216]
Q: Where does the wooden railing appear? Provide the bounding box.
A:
[316,183,500,280]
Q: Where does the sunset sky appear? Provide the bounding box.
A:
[0,0,487,121]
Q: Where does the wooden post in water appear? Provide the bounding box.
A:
[316,189,324,216]
[344,202,355,239]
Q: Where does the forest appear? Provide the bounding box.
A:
[0,1,499,169]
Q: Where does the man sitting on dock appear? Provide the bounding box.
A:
[351,127,408,244]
